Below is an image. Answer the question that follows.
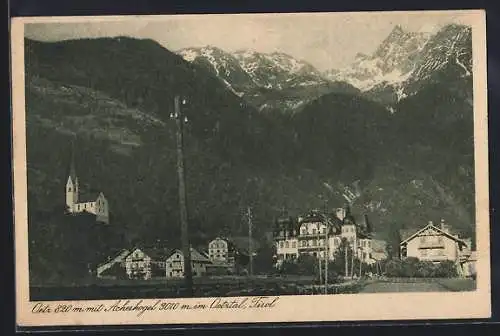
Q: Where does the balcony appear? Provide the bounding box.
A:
[418,242,445,249]
[298,245,327,251]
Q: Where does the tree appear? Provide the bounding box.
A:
[253,243,276,274]
[384,259,403,277]
[435,260,458,278]
[401,257,420,277]
[296,254,319,276]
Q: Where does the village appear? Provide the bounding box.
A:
[64,158,477,286]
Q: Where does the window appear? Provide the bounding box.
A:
[292,241,297,248]
[285,241,289,248]
[279,241,284,248]
[312,240,317,246]
[420,236,427,243]
[312,229,317,235]
[301,241,307,247]
[438,236,443,244]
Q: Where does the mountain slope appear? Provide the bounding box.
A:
[325,24,472,106]
[25,36,475,283]
[177,46,360,113]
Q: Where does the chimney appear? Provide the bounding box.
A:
[428,220,433,226]
[440,219,446,231]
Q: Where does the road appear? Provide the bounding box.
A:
[360,281,449,293]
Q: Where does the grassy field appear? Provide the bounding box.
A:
[30,276,476,300]
[435,278,477,291]
[359,277,476,293]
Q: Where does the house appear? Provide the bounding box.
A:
[123,247,171,280]
[65,142,109,224]
[208,237,234,265]
[207,236,259,272]
[273,206,381,267]
[165,248,212,278]
[96,249,130,278]
[399,220,471,266]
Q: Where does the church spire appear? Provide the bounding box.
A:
[69,137,77,182]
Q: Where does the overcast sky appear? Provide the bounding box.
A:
[24,11,471,71]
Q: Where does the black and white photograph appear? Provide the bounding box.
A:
[11,10,490,326]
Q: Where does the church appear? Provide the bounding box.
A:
[65,143,110,224]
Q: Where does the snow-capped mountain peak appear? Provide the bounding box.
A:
[177,46,327,91]
[324,23,472,104]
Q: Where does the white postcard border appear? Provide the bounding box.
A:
[12,10,491,327]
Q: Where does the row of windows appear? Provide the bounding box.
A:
[279,238,346,249]
[420,236,444,244]
[360,240,372,248]
[209,253,227,259]
[420,249,445,257]
[210,241,227,249]
[279,241,297,249]
[300,227,327,235]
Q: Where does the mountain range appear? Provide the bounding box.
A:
[23,22,475,281]
[178,24,472,111]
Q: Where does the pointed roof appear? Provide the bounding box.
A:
[68,137,78,182]
[400,223,468,247]
[169,247,211,262]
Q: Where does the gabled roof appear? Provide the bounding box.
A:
[128,246,172,260]
[400,224,468,246]
[169,248,211,262]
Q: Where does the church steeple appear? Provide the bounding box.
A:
[66,137,79,209]
[69,138,77,182]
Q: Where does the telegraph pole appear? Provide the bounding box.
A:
[247,207,254,276]
[173,95,193,296]
[344,243,349,278]
[359,247,363,277]
[324,220,329,294]
[316,222,322,284]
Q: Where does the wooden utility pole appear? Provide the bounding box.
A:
[359,248,363,277]
[174,95,193,296]
[247,207,253,276]
[351,242,355,279]
[344,243,349,278]
[324,220,329,294]
[316,222,322,283]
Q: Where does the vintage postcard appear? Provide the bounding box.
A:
[11,10,490,328]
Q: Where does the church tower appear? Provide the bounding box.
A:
[65,140,79,212]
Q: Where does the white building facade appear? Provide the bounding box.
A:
[400,220,475,277]
[65,162,109,224]
[165,248,212,278]
[273,207,380,267]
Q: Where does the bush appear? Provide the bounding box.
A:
[384,258,459,278]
